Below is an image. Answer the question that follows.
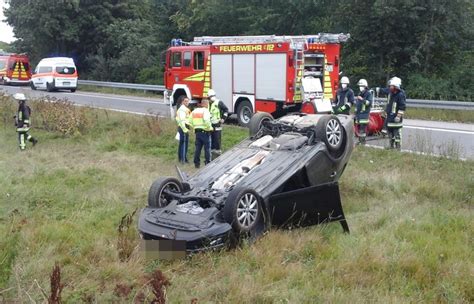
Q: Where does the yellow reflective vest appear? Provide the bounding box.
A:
[189,107,213,131]
[176,104,191,132]
[209,100,221,124]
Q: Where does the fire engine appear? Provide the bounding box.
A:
[164,33,349,126]
[0,52,32,85]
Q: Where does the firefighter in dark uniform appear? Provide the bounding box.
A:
[333,76,355,115]
[207,89,229,156]
[355,79,373,144]
[189,99,213,168]
[377,77,406,150]
[13,93,37,150]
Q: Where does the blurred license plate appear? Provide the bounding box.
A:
[140,239,186,260]
[63,82,70,86]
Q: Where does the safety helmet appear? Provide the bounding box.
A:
[340,76,350,85]
[207,89,216,97]
[13,93,26,101]
[357,79,368,87]
[388,77,402,89]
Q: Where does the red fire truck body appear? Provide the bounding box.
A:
[164,34,349,125]
[0,53,32,85]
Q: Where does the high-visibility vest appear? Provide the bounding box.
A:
[176,105,190,132]
[190,107,212,131]
[209,100,221,124]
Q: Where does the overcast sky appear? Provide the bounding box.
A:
[0,0,15,43]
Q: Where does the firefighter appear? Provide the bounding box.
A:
[13,93,37,151]
[355,79,373,144]
[189,99,213,168]
[333,76,354,115]
[176,96,191,163]
[207,89,229,156]
[377,77,406,150]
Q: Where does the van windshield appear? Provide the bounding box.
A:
[56,66,76,74]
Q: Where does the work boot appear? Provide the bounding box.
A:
[31,138,38,146]
[194,164,200,169]
[389,139,395,149]
[395,142,401,151]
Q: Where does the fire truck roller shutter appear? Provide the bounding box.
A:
[233,54,255,95]
[210,54,233,111]
[256,53,286,101]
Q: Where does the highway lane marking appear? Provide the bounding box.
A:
[69,92,165,105]
[404,125,474,135]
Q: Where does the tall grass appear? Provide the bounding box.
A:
[0,98,472,302]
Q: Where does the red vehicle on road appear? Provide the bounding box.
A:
[0,52,32,85]
[163,34,349,126]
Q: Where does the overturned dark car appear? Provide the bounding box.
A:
[138,113,354,252]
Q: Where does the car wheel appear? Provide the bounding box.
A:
[70,88,76,93]
[248,112,273,137]
[147,177,182,208]
[315,115,344,154]
[30,82,36,90]
[237,100,253,127]
[223,187,263,234]
[46,81,54,92]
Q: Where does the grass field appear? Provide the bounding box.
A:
[0,98,473,303]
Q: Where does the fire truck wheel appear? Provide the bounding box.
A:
[315,115,344,156]
[237,100,253,127]
[248,112,273,137]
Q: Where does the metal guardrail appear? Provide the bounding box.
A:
[374,98,473,110]
[78,80,165,92]
[78,80,473,110]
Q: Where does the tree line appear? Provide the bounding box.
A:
[4,0,473,101]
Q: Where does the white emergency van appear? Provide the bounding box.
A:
[31,57,78,92]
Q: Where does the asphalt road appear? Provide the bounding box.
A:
[2,85,473,160]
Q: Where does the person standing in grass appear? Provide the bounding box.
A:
[355,79,373,144]
[176,96,191,164]
[207,89,229,156]
[13,93,38,151]
[189,99,213,168]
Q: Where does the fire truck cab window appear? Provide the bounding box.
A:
[194,52,204,70]
[171,52,182,67]
[0,60,6,70]
[183,52,191,67]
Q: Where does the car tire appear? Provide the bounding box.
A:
[223,187,263,234]
[70,88,76,93]
[248,112,273,137]
[315,115,344,155]
[46,81,54,92]
[147,177,182,208]
[236,100,253,127]
[30,82,36,90]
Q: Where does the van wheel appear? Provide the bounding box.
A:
[30,82,36,90]
[46,82,54,92]
[70,89,76,93]
[237,100,253,127]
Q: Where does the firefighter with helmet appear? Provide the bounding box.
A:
[355,79,373,144]
[377,77,406,150]
[176,96,191,164]
[207,89,229,156]
[333,76,355,115]
[189,99,213,168]
[13,93,38,150]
